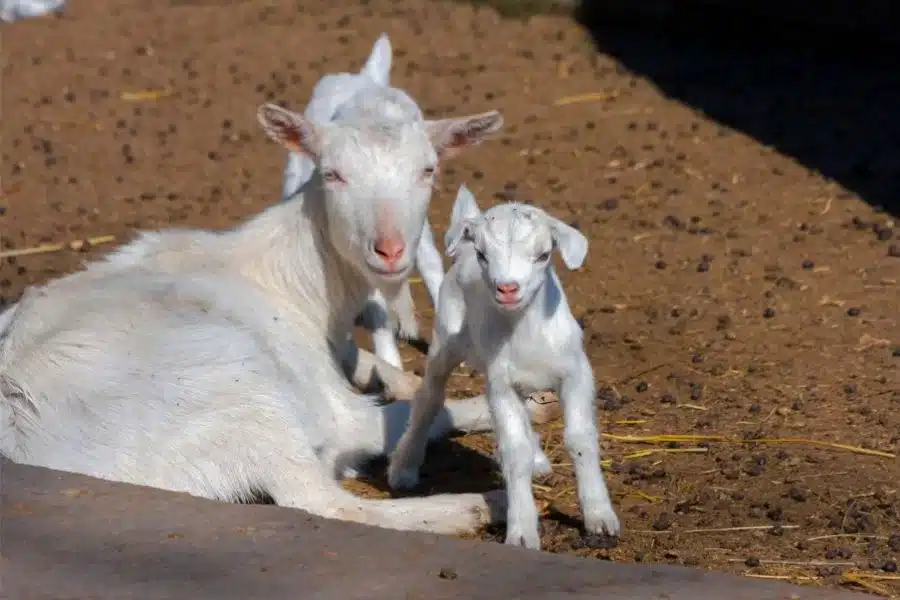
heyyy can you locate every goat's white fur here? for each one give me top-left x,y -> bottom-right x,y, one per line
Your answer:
387,185 -> 620,548
0,108 -> 545,537
281,33 -> 446,370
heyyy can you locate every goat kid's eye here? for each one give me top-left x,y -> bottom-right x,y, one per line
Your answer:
322,169 -> 345,184
422,166 -> 437,178
535,251 -> 552,263
475,249 -> 488,263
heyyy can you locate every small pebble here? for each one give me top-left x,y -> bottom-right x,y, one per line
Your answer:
888,244 -> 900,257
654,260 -> 667,270
438,567 -> 458,580
660,393 -> 677,404
763,308 -> 776,319
883,561 -> 897,573
788,487 -> 807,502
601,197 -> 619,211
801,259 -> 815,269
635,381 -> 649,393
745,556 -> 760,568
846,307 -> 861,317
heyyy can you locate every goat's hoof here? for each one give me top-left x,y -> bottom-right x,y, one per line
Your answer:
504,527 -> 542,550
532,451 -> 553,476
584,503 -> 621,537
387,465 -> 420,491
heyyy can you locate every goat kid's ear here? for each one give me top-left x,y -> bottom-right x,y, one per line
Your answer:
426,110 -> 504,160
444,185 -> 481,258
360,33 -> 392,86
257,103 -> 321,158
549,217 -> 589,270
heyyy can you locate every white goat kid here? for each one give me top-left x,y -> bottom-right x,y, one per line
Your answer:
0,105 -> 533,536
281,33 -> 447,370
387,186 -> 621,549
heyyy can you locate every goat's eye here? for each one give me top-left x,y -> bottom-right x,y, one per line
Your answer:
475,249 -> 488,263
423,166 -> 437,178
536,251 -> 552,263
322,169 -> 344,183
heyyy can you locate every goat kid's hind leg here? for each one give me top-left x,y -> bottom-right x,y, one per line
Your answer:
387,335 -> 461,491
488,381 -> 542,550
359,289 -> 404,370
559,355 -> 620,537
390,280 -> 419,342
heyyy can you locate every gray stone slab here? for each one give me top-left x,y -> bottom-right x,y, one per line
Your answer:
1,460 -> 867,600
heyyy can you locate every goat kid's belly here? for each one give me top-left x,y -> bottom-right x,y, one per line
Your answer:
464,342 -> 564,397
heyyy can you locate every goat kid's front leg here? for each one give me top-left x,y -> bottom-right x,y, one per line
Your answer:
387,335 -> 461,490
488,380 -> 542,550
560,354 -> 620,537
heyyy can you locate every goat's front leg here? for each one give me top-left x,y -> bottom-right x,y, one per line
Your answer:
488,380 -> 542,550
415,219 -> 445,307
559,353 -> 620,537
335,335 -> 421,400
387,334 -> 461,490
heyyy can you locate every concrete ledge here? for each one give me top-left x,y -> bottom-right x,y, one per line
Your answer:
1,460 -> 867,599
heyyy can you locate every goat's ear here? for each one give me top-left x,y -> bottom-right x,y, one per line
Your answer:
360,33 -> 392,86
426,110 -> 504,160
444,185 -> 481,258
257,103 -> 321,157
549,217 -> 589,270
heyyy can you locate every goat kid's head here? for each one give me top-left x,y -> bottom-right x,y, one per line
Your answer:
257,103 -> 503,288
445,185 -> 588,312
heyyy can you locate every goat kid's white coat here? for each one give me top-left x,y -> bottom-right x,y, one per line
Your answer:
388,185 -> 621,549
0,102 -> 550,537
281,33 -> 452,370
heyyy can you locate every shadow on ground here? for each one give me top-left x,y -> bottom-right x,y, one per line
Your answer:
570,1 -> 900,217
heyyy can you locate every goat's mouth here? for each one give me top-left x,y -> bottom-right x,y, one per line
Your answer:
366,263 -> 412,281
494,294 -> 524,310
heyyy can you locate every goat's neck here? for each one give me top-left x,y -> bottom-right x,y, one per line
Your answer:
229,184 -> 371,344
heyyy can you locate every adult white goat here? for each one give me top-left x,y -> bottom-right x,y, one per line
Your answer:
281,33 -> 446,370
387,186 -> 621,548
0,102 -> 560,536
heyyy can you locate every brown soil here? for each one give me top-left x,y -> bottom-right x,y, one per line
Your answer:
2,0 -> 898,596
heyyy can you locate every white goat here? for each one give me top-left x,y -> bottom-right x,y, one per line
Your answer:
0,103 -> 565,536
387,186 -> 621,549
281,33 -> 446,370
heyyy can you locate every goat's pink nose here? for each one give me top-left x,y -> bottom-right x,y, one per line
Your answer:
496,283 -> 520,294
374,237 -> 406,266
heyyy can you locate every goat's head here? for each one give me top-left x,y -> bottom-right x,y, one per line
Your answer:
445,185 -> 588,312
257,103 -> 503,289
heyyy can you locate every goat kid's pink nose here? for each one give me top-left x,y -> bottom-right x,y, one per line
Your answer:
496,283 -> 520,294
373,237 -> 406,264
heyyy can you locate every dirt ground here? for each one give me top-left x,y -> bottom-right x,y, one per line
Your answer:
2,0 -> 898,596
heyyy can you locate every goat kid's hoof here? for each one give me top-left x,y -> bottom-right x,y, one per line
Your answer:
584,503 -> 621,537
505,527 -> 542,550
396,316 -> 420,341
